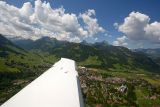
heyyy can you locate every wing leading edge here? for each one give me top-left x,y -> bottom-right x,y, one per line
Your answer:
1,58 -> 84,107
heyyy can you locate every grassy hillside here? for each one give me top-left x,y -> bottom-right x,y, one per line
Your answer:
0,35 -> 59,104
15,37 -> 160,73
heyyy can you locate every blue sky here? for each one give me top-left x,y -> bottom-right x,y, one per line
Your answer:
1,0 -> 160,48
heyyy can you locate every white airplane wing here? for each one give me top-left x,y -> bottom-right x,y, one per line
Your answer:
1,58 -> 84,107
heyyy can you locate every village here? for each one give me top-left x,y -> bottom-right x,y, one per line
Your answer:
78,66 -> 160,106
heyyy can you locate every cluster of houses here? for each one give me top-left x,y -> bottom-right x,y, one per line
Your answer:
78,66 -> 160,103
78,66 -> 128,94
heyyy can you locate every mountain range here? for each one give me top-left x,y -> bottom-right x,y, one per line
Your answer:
12,35 -> 160,73
0,34 -> 59,74
0,33 -> 160,73
134,48 -> 160,58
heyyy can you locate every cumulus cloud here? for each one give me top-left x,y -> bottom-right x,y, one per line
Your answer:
0,0 -> 105,42
79,9 -> 105,36
117,11 -> 160,43
144,22 -> 160,42
113,36 -> 128,46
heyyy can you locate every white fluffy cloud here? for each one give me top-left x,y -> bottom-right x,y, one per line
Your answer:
79,9 -> 105,36
0,0 -> 105,42
144,22 -> 160,42
117,11 -> 160,43
113,36 -> 127,46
